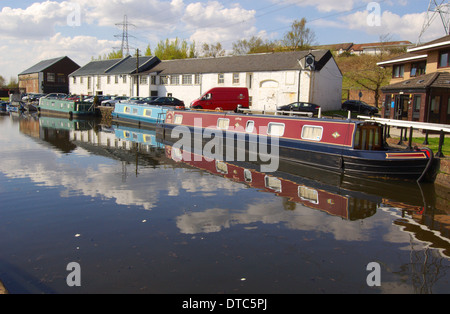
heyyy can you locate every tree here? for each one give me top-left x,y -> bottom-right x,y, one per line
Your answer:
0,75 -> 6,87
232,36 -> 280,55
144,44 -> 152,56
92,49 -> 124,61
337,53 -> 396,108
282,18 -> 316,51
200,42 -> 225,58
154,38 -> 195,60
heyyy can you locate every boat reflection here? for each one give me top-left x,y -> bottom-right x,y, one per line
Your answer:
15,114 -> 450,258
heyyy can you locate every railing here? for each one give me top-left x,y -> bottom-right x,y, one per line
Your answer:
238,108 -> 315,117
357,115 -> 450,158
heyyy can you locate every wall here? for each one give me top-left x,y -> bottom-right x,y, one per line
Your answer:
311,59 -> 343,111
18,73 -> 40,94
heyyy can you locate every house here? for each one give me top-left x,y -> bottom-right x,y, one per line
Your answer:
377,35 -> 450,124
69,55 -> 160,96
133,50 -> 342,111
349,41 -> 413,55
18,56 -> 80,94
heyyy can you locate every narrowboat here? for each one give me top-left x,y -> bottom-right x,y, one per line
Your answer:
162,110 -> 435,182
111,103 -> 169,127
38,97 -> 95,117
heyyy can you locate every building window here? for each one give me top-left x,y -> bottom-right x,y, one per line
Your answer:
151,76 -> 156,85
392,65 -> 404,78
218,74 -> 224,84
233,73 -> 240,84
47,73 -> 55,82
195,74 -> 201,85
140,76 -> 148,85
170,75 -> 179,85
439,50 -> 450,68
160,76 -> 168,85
107,76 -> 111,84
123,75 -> 127,84
410,62 -> 426,77
182,74 -> 192,85
73,77 -> 76,84
87,77 -> 91,89
57,74 -> 65,83
80,77 -> 84,84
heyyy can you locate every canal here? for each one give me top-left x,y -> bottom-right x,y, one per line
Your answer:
0,112 -> 449,295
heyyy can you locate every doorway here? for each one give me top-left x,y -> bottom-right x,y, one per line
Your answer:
395,95 -> 409,120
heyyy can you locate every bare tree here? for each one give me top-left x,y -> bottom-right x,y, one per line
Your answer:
282,18 -> 316,50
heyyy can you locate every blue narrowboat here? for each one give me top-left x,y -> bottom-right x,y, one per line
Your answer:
111,103 -> 170,126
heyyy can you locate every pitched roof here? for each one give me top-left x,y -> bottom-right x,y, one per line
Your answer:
408,34 -> 450,53
105,56 -> 159,74
70,56 -> 160,76
19,56 -> 73,75
381,72 -> 450,91
142,50 -> 333,75
377,52 -> 428,66
70,59 -> 120,76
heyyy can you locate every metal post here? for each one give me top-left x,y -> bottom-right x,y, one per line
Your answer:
423,129 -> 429,145
397,128 -> 403,145
407,126 -> 413,150
436,129 -> 445,158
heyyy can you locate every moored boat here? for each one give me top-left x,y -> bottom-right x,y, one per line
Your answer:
39,97 -> 95,117
162,109 -> 435,182
111,102 -> 171,127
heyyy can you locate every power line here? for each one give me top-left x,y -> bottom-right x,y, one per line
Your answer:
418,0 -> 450,44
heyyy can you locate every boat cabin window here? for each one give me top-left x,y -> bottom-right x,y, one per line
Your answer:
124,106 -> 130,113
217,118 -> 230,130
174,114 -> 183,124
298,186 -> 318,204
354,123 -> 383,151
301,125 -> 323,141
267,122 -> 285,136
144,109 -> 152,117
265,176 -> 281,192
245,120 -> 255,133
132,108 -> 139,115
244,169 -> 252,182
216,160 -> 228,174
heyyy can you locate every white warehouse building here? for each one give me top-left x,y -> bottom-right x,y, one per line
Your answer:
69,50 -> 342,111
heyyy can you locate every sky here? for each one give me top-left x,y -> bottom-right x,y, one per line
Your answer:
0,0 -> 448,82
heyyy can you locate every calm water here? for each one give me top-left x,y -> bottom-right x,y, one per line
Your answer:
0,112 -> 449,295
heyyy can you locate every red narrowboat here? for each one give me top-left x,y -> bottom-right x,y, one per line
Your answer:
162,110 -> 435,182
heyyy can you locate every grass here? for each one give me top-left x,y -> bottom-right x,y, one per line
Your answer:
412,137 -> 450,157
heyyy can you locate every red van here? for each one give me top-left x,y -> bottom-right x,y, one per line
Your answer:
190,87 -> 249,111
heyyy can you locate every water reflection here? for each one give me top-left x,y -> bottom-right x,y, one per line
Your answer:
1,112 -> 449,293
14,113 -> 450,252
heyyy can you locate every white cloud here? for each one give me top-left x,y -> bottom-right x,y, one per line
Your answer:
275,0 -> 356,12
182,1 -> 257,46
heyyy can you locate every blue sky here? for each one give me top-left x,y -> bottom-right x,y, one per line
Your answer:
0,0 -> 447,82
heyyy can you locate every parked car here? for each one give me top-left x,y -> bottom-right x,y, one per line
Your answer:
149,97 -> 185,108
342,100 -> 378,115
101,96 -> 129,106
22,93 -> 44,101
277,102 -> 320,116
